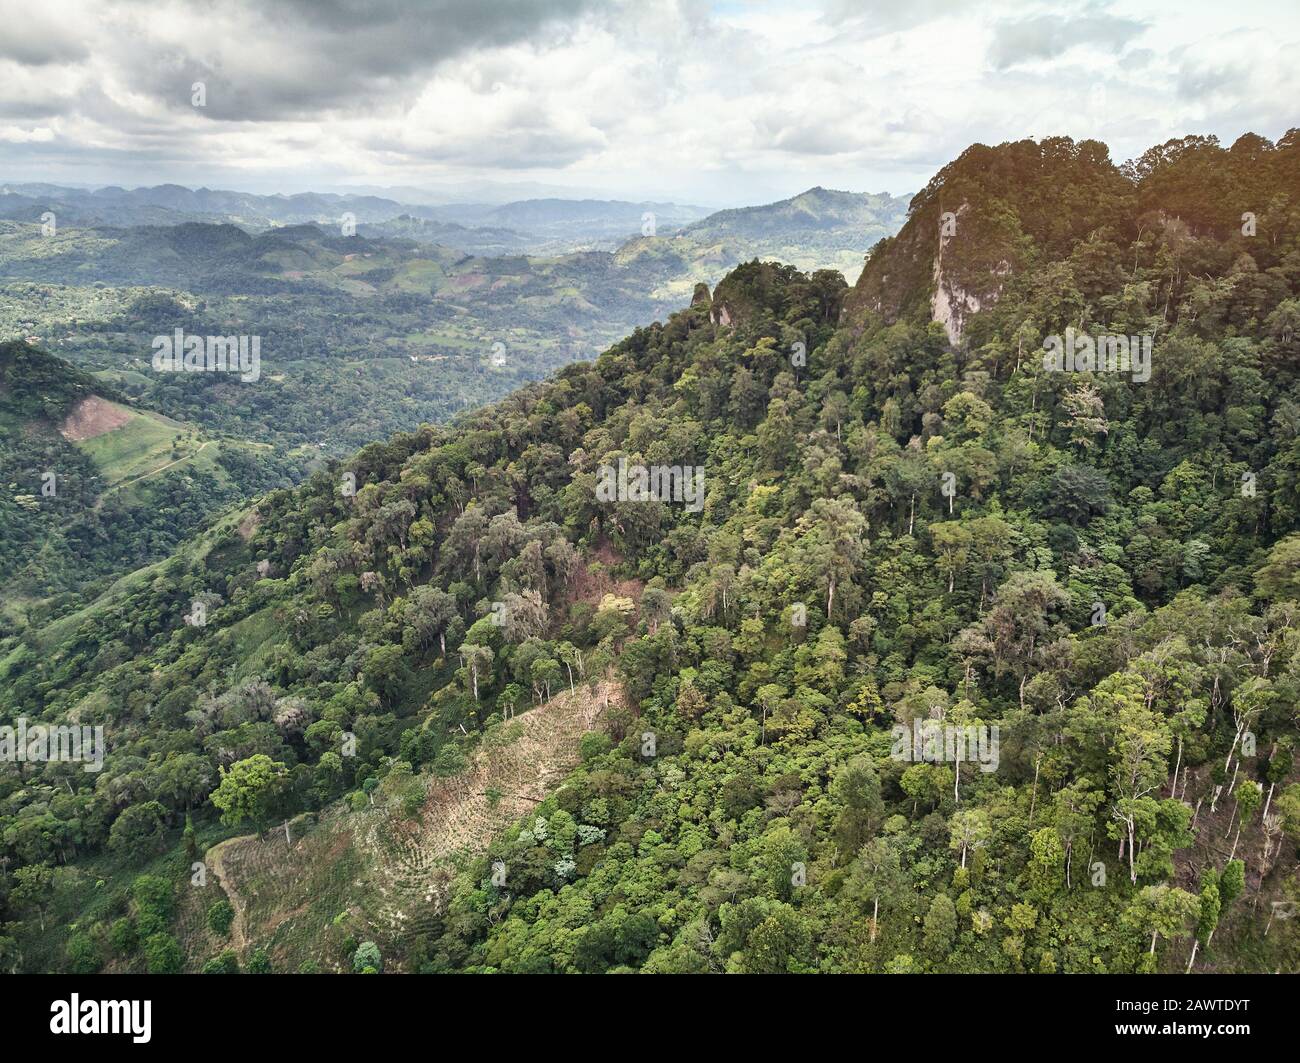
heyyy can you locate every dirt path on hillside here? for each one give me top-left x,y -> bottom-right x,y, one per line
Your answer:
205,834 -> 255,955
112,440 -> 211,492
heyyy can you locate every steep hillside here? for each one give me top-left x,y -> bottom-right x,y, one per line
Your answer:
0,341 -> 308,632
179,681 -> 615,972
4,132 -> 1300,978
849,133 -> 1300,347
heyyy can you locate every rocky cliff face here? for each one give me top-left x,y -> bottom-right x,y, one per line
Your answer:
845,137 -> 1132,345
928,203 -> 979,345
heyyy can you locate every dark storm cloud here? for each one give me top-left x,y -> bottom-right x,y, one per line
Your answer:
118,0 -> 607,121
987,11 -> 1147,70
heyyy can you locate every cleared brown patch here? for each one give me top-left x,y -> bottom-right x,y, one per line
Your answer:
59,395 -> 132,442
237,509 -> 261,542
412,681 -> 615,869
208,681 -> 617,971
569,539 -> 646,609
446,272 -> 488,292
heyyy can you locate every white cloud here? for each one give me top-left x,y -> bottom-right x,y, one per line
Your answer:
0,0 -> 1294,203
0,125 -> 56,143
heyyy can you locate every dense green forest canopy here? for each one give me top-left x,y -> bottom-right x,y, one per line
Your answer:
2,131 -> 1300,975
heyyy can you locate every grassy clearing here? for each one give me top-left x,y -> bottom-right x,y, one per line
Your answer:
76,406 -> 190,485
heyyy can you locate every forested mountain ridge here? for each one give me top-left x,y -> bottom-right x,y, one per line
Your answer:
851,133 -> 1300,347
3,131 -> 1300,975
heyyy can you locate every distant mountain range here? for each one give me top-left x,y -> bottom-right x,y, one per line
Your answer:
0,183 -> 418,231
0,182 -> 712,253
0,179 -> 914,451
0,181 -> 908,266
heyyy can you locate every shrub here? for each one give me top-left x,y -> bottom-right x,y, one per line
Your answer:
207,899 -> 235,936
353,940 -> 382,973
201,950 -> 240,974
108,917 -> 138,956
144,933 -> 184,974
66,932 -> 101,974
130,875 -> 174,938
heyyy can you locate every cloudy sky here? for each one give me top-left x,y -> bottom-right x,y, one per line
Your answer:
0,0 -> 1296,206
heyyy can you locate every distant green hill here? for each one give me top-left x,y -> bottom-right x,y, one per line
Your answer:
680,186 -> 910,280
0,187 -> 912,455
0,341 -> 308,631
